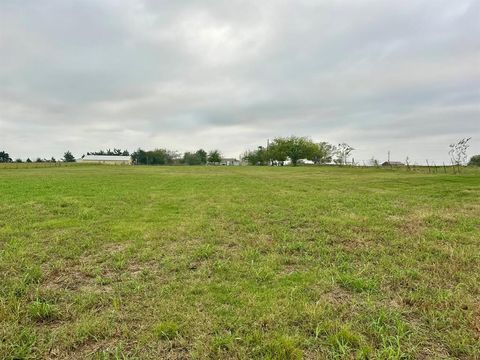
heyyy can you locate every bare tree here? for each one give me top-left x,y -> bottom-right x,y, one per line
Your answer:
334,143 -> 354,165
369,157 -> 379,167
449,138 -> 471,166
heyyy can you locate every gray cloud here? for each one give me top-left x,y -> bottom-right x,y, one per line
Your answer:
1,0 -> 479,163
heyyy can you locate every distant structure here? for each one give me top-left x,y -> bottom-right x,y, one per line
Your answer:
80,155 -> 131,165
382,161 -> 404,167
220,158 -> 241,166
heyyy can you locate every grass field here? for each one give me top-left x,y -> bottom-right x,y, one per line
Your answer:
0,165 -> 479,359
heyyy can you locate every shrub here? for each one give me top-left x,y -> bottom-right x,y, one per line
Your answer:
468,155 -> 480,166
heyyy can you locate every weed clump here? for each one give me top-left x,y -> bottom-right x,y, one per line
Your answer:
153,321 -> 180,340
28,300 -> 58,322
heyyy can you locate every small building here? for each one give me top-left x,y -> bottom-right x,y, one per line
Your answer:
382,161 -> 404,167
220,158 -> 241,166
80,155 -> 132,165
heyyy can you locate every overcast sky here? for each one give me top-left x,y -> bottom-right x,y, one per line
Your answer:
1,0 -> 479,163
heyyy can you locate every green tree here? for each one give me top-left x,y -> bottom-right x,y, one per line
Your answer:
208,150 -> 222,164
268,140 -> 288,165
131,148 -> 179,165
311,142 -> 334,164
26,158 -> 32,163
131,149 -> 146,164
195,149 -> 207,165
468,155 -> 480,166
268,136 -> 319,166
183,149 -> 207,165
0,151 -> 12,163
148,149 -> 178,165
63,151 -> 76,162
183,152 -> 201,165
242,146 -> 269,165
242,150 -> 256,165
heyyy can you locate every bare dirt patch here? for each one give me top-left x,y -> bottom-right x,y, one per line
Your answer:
324,287 -> 353,305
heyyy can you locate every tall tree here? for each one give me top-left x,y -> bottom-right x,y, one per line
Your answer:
268,136 -> 318,166
208,150 -> 222,164
268,140 -> 288,165
195,149 -> 207,165
334,143 -> 354,165
311,142 -> 334,164
131,149 -> 146,165
131,148 -> 179,165
449,138 -> 471,166
0,151 -> 12,163
183,149 -> 208,165
63,151 -> 76,162
242,146 -> 269,165
183,152 -> 201,165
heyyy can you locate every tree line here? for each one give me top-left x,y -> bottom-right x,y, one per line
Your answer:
0,151 -> 59,163
131,149 -> 222,165
86,148 -> 130,156
1,136 -> 479,166
242,137 -> 354,166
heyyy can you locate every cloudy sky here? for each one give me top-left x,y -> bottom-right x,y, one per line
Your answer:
1,0 -> 479,163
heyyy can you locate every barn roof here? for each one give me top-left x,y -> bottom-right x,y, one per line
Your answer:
81,155 -> 131,161
382,161 -> 404,166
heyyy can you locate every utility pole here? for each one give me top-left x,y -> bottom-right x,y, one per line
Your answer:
388,151 -> 390,163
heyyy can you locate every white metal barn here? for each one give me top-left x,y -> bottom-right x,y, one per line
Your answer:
80,155 -> 132,165
220,158 -> 241,166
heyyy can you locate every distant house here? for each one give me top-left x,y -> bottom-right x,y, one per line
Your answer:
382,161 -> 404,167
220,158 -> 241,166
80,155 -> 132,165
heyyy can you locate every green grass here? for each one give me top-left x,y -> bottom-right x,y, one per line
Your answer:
0,165 -> 479,359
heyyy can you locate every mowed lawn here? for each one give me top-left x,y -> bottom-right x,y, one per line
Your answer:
0,165 -> 479,359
